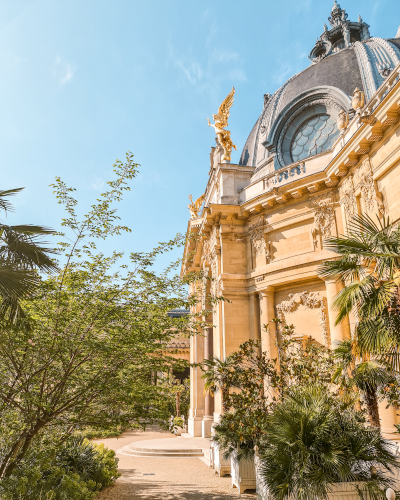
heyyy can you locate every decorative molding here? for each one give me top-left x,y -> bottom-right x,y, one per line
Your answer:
310,191 -> 335,241
340,175 -> 357,217
353,158 -> 385,215
276,97 -> 346,168
276,291 -> 330,347
248,216 -> 271,267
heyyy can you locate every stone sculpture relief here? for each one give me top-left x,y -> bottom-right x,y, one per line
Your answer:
311,192 -> 335,242
248,216 -> 271,267
353,158 -> 385,215
340,175 -> 357,217
276,291 -> 330,347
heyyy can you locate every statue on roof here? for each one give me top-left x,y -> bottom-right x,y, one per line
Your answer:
188,194 -> 205,219
328,0 -> 348,27
207,87 -> 237,163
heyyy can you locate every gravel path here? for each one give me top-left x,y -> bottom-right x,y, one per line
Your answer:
94,427 -> 255,499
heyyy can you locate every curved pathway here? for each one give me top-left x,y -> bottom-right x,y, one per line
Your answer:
94,426 -> 255,499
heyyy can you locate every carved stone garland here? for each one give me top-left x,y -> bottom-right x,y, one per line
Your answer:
354,158 -> 384,215
340,175 -> 357,217
311,192 -> 335,240
248,216 -> 271,267
276,291 -> 330,348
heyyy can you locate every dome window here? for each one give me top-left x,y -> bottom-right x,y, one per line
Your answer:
290,114 -> 340,162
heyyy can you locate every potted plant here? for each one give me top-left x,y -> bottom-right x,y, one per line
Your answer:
212,412 -> 258,492
169,415 -> 185,436
257,385 -> 400,500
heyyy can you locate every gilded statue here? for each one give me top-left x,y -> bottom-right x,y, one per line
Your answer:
188,193 -> 205,219
207,87 -> 237,162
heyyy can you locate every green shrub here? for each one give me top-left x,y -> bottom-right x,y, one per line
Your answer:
0,436 -> 119,499
259,385 -> 400,500
56,436 -> 119,489
74,425 -> 126,440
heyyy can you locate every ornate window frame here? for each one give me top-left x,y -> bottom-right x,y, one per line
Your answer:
263,87 -> 351,169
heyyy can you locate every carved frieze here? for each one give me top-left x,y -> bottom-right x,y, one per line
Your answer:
276,291 -> 330,347
310,192 -> 335,241
353,158 -> 384,215
248,216 -> 271,267
340,175 -> 357,217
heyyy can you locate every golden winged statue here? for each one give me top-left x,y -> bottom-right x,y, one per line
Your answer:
207,87 -> 237,162
188,193 -> 205,219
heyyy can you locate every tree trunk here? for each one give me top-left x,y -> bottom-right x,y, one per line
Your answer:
364,388 -> 381,429
0,420 -> 46,478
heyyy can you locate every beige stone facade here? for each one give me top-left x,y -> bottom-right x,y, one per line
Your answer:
182,49 -> 400,437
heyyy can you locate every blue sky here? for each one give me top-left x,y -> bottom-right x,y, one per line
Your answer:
0,0 -> 398,269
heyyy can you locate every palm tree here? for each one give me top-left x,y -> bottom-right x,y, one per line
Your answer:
259,385 -> 399,500
332,340 -> 391,429
0,188 -> 58,322
318,214 -> 400,367
201,355 -> 237,413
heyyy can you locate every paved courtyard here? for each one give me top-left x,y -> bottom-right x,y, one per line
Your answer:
94,427 -> 256,499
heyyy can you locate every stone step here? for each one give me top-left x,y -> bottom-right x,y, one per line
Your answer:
117,444 -> 204,458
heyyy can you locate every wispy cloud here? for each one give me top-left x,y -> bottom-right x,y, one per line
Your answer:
169,49 -> 203,86
271,42 -> 307,86
90,176 -> 105,190
168,37 -> 246,93
52,56 -> 76,85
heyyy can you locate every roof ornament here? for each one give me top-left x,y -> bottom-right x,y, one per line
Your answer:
328,0 -> 348,27
263,93 -> 270,108
396,26 -> 400,38
207,87 -> 237,163
323,23 -> 328,32
188,194 -> 205,219
358,15 -> 363,23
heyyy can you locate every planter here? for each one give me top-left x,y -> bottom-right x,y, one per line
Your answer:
327,482 -> 370,500
231,451 -> 256,493
254,454 -> 270,500
253,464 -> 369,500
212,443 -> 231,477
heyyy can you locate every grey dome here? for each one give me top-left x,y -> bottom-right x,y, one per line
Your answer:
239,3 -> 400,178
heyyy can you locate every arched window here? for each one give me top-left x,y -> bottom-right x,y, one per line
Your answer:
290,114 -> 340,162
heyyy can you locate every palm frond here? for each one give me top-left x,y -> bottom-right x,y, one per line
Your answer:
0,188 -> 24,213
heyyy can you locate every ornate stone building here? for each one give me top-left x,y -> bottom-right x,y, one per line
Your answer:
182,2 -> 400,438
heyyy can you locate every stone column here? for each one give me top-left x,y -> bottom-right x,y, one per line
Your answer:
325,280 -> 351,347
188,282 -> 205,437
202,326 -> 214,438
259,287 -> 279,360
249,293 -> 261,342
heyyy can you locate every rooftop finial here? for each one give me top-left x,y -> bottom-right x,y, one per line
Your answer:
328,0 -> 347,27
358,15 -> 363,23
323,23 -> 328,32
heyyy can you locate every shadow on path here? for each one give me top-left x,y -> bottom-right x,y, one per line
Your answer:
96,469 -> 256,500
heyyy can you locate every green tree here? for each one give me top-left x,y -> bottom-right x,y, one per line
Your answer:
259,385 -> 399,500
318,214 -> 400,367
0,152 -> 206,478
210,330 -> 335,459
0,188 -> 58,323
333,340 -> 392,429
202,355 -> 238,413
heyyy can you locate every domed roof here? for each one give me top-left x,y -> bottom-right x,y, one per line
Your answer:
239,2 -> 400,178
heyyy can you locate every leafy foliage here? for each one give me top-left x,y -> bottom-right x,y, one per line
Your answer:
0,433 -> 119,500
210,328 -> 335,458
318,214 -> 400,369
0,152 -> 209,478
259,385 -> 399,500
